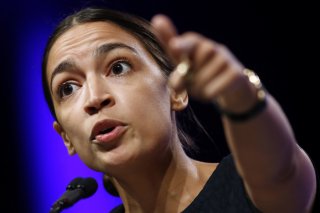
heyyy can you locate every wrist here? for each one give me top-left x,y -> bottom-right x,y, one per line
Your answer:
215,68 -> 267,122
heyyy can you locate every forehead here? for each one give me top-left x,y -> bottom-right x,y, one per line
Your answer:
47,21 -> 145,74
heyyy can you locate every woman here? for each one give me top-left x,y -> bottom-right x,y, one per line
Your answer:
42,7 -> 317,212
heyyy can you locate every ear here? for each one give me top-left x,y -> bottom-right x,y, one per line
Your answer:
170,88 -> 188,111
53,121 -> 76,155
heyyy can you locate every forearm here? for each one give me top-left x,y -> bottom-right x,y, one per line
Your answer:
222,95 -> 295,183
222,95 -> 316,212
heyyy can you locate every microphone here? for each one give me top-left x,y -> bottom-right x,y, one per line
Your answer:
49,177 -> 98,213
102,175 -> 119,197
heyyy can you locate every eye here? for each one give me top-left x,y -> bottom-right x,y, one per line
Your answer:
110,60 -> 131,76
58,82 -> 80,98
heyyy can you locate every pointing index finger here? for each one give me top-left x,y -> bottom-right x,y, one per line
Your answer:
151,14 -> 178,46
151,14 -> 181,63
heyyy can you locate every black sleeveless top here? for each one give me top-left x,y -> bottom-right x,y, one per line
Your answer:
110,154 -> 261,213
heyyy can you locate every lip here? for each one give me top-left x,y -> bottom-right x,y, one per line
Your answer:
90,119 -> 127,144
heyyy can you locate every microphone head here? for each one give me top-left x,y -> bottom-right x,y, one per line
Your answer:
66,177 -> 83,190
77,177 -> 98,198
50,177 -> 98,213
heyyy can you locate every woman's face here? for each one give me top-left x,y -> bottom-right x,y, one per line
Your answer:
46,22 -> 183,174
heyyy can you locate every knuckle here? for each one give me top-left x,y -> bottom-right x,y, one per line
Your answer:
202,40 -> 217,56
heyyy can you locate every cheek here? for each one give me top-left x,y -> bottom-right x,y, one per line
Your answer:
121,77 -> 173,142
58,113 -> 97,166
55,100 -> 89,146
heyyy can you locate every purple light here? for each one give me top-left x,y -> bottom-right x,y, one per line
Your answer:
17,18 -> 122,213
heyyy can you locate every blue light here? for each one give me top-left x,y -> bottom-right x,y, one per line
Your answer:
17,14 -> 122,213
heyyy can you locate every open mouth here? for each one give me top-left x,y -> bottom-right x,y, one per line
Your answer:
99,127 -> 116,135
90,119 -> 127,142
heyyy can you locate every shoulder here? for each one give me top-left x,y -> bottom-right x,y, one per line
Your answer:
199,154 -> 241,191
192,154 -> 236,183
183,154 -> 262,213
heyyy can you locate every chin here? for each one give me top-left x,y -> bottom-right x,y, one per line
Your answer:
97,148 -> 138,172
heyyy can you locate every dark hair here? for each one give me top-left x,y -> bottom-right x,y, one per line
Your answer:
42,7 -> 199,151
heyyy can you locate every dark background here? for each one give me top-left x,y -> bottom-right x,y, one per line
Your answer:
1,0 -> 318,211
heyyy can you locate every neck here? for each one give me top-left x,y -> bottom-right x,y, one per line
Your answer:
111,142 -> 206,213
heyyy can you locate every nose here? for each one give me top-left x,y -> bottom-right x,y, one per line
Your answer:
83,79 -> 115,115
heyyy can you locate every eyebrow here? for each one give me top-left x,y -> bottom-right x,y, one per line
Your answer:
94,42 -> 137,57
50,60 -> 76,91
50,42 -> 138,90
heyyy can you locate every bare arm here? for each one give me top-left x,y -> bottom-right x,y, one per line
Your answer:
152,15 -> 317,212
221,89 -> 316,213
